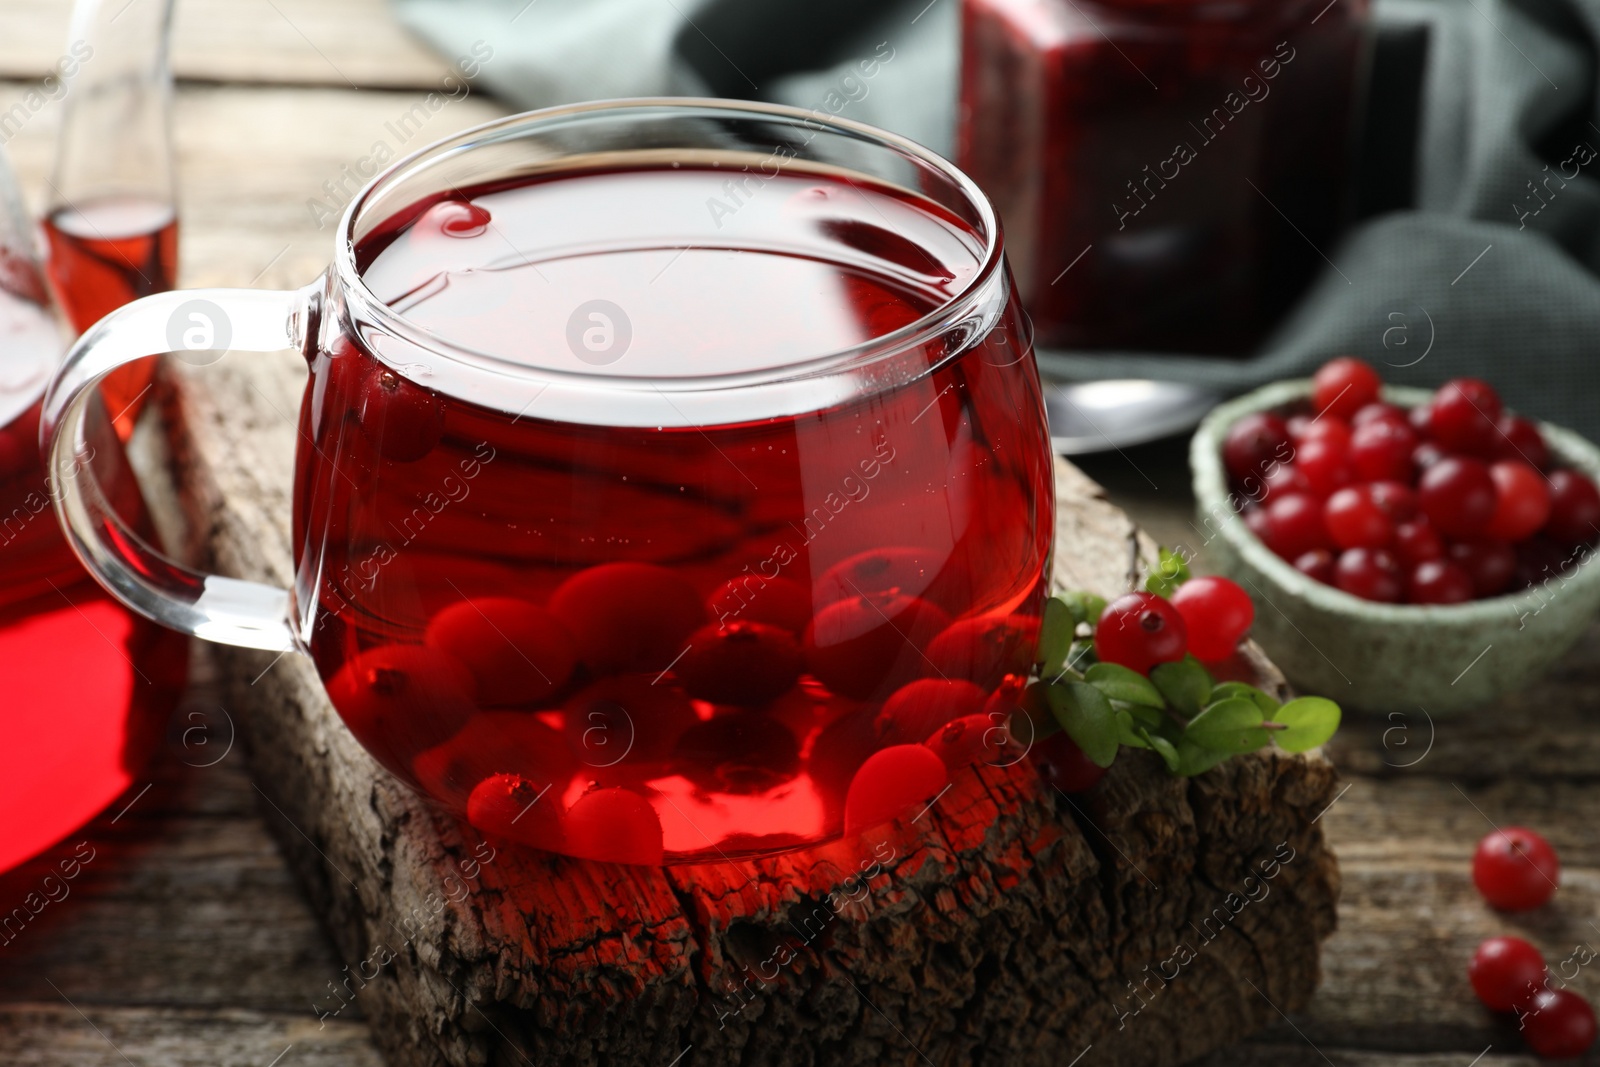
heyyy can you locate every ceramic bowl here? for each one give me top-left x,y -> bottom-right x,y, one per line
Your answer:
1190,381 -> 1600,714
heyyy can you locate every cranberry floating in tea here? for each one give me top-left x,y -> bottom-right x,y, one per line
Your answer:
45,0 -> 180,437
958,0 -> 1371,352
42,102 -> 1057,865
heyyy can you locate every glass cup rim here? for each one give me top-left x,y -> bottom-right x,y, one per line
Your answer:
331,97 -> 1006,393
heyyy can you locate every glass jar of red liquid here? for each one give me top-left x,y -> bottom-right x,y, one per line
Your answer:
0,147 -> 186,877
958,0 -> 1371,353
42,101 -> 1056,866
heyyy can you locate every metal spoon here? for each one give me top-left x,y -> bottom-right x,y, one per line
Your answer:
1045,379 -> 1225,455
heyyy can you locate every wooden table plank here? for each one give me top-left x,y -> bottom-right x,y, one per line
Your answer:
0,654 -> 385,1064
0,0 -> 457,89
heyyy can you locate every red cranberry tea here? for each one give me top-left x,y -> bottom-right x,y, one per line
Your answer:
295,165 -> 1054,864
0,272 -> 186,875
43,196 -> 179,435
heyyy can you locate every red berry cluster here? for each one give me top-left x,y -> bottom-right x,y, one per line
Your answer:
1225,357 -> 1600,603
1095,579 -> 1255,671
1028,577 -> 1256,793
1465,828 -> 1595,1058
326,551 -> 1049,866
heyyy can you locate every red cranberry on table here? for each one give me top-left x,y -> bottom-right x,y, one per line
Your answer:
1169,576 -> 1254,662
1473,826 -> 1560,911
1469,936 -> 1547,1013
1521,986 -> 1598,1059
1094,592 -> 1188,674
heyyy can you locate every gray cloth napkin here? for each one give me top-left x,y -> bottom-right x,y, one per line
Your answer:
393,0 -> 1600,439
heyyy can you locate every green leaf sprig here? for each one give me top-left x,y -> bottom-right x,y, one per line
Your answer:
1029,555 -> 1341,779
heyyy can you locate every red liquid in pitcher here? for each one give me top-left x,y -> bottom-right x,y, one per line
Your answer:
43,196 -> 179,436
296,166 -> 1053,864
0,274 -> 186,874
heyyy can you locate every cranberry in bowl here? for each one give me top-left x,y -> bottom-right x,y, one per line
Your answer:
1191,373 -> 1600,713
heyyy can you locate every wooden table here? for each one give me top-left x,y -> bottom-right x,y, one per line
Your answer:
1,3 -> 1596,1063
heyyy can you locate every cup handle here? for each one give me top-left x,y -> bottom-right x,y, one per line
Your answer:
40,284 -> 321,652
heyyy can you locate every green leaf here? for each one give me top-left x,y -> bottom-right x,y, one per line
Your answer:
1145,547 -> 1192,598
1119,701 -> 1165,731
1116,708 -> 1151,749
1174,739 -> 1230,777
1184,698 -> 1271,753
1014,681 -> 1062,743
1065,639 -> 1098,674
1036,597 -> 1077,674
1142,728 -> 1182,772
1046,681 -> 1120,768
1085,662 -> 1166,708
1150,656 -> 1213,717
1209,681 -> 1281,716
1060,591 -> 1108,629
1271,697 -> 1342,753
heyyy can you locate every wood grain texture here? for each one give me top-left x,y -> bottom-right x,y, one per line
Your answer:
0,652 -> 384,1065
157,326 -> 1340,1066
0,0 -> 456,88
